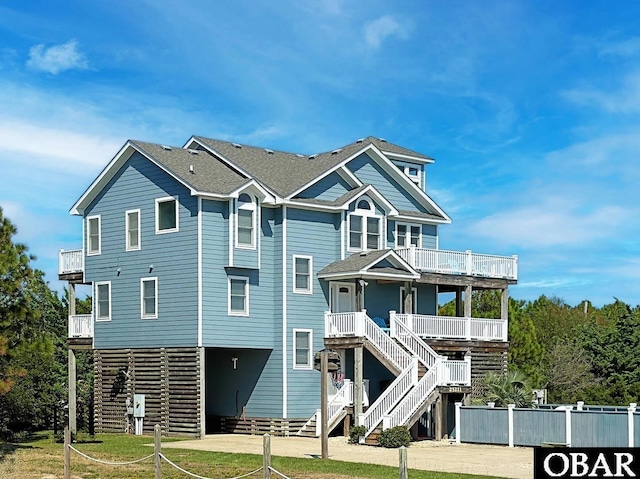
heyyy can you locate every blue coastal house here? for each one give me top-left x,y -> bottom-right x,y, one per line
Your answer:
60,136 -> 517,440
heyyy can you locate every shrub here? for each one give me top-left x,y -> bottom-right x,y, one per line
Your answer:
348,425 -> 366,444
377,426 -> 411,448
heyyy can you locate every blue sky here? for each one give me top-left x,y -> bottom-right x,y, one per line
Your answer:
1,0 -> 639,307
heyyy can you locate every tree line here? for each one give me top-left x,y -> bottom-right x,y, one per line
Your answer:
1,205 -> 639,437
0,207 -> 92,439
440,290 -> 640,406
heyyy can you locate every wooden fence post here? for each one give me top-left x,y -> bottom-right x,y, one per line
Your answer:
64,425 -> 70,479
399,446 -> 408,479
263,434 -> 271,479
154,424 -> 162,479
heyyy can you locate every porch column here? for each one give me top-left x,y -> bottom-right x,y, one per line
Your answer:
355,279 -> 364,312
501,287 -> 509,320
403,281 -> 413,314
68,283 -> 77,435
455,287 -> 463,317
464,285 -> 472,318
354,347 -> 363,422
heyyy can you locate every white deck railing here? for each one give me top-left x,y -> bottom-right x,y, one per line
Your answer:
358,358 -> 418,439
438,358 -> 471,386
395,313 -> 507,342
315,379 -> 353,436
68,314 -> 93,339
59,249 -> 84,275
383,365 -> 438,430
396,247 -> 517,280
325,311 -> 412,372
389,312 -> 440,369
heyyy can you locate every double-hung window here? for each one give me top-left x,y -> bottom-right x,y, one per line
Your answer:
126,209 -> 141,251
293,256 -> 312,294
293,329 -> 312,369
156,197 -> 178,233
87,215 -> 101,255
396,223 -> 421,248
95,281 -> 111,321
236,193 -> 256,248
141,277 -> 158,319
348,198 -> 382,252
228,276 -> 249,316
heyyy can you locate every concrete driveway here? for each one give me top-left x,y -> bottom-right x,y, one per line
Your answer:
162,434 -> 533,479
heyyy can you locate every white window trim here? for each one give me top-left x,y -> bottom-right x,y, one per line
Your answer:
228,275 -> 249,316
395,222 -> 422,249
125,209 -> 141,251
87,215 -> 101,255
293,328 -> 313,370
235,194 -> 257,250
95,281 -> 111,322
293,255 -> 313,294
347,196 -> 383,252
140,277 -> 158,319
399,286 -> 418,314
396,161 -> 422,188
155,196 -> 179,234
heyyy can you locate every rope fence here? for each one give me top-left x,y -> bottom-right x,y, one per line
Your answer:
63,425 -> 297,479
63,424 -> 409,479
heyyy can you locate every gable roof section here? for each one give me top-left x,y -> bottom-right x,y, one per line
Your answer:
188,135 -> 450,222
70,140 -> 255,215
318,249 -> 420,281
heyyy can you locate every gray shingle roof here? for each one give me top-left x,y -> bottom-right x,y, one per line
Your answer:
193,136 -> 432,198
132,141 -> 251,195
318,249 -> 419,280
291,185 -> 371,207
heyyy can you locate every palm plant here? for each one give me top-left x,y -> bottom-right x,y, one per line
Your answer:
483,370 -> 533,407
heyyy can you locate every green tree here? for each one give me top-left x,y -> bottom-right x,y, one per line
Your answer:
0,207 -> 60,437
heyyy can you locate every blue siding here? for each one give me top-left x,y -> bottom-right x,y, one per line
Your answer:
286,207 -> 341,417
348,153 -> 426,212
86,152 -> 198,348
205,347 -> 282,418
296,171 -> 351,201
423,224 -> 437,248
201,202 -> 274,349
364,283 -> 437,318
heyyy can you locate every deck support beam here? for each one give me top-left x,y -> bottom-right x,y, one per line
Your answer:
68,282 -> 77,435
501,287 -> 509,320
464,285 -> 472,318
403,281 -> 413,314
354,347 -> 363,422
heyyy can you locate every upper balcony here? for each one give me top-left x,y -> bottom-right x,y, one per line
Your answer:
59,249 -> 84,282
395,247 -> 517,281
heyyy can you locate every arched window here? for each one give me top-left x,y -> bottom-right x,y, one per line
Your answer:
348,196 -> 382,251
236,193 -> 256,248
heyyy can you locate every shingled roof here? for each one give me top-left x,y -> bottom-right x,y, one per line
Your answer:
318,249 -> 419,280
131,141 -> 251,196
191,136 -> 433,198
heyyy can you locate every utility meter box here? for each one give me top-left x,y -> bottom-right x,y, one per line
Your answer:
133,394 -> 145,418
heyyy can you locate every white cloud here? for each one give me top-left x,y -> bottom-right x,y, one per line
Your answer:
0,120 -> 121,171
563,71 -> 640,113
27,39 -> 88,74
467,200 -> 627,248
364,15 -> 409,50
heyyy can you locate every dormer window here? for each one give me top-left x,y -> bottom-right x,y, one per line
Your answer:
396,223 -> 421,248
236,193 -> 256,248
396,162 -> 422,188
348,196 -> 382,252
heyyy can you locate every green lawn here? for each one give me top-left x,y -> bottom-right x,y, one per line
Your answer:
0,432 -> 504,479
